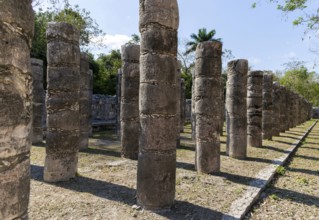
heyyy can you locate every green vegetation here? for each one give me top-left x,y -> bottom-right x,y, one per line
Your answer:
253,0 -> 318,33
279,62 -> 319,106
275,166 -> 286,175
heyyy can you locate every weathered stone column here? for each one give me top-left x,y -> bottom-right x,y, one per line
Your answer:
176,61 -> 181,147
137,0 -> 179,209
120,44 -> 140,159
262,72 -> 273,140
180,79 -> 186,132
272,82 -> 281,136
88,69 -> 93,136
195,41 -> 222,173
44,22 -> 81,182
31,58 -> 44,144
0,1 -> 34,219
220,84 -> 225,136
116,69 -> 122,139
226,59 -> 248,159
247,71 -> 263,148
191,70 -> 196,140
279,86 -> 286,133
79,53 -> 91,150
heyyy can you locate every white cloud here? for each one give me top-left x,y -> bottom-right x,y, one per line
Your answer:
91,34 -> 131,51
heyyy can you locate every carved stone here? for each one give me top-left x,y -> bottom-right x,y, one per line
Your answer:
137,0 -> 179,209
44,22 -> 80,182
0,0 -> 34,218
226,59 -> 248,159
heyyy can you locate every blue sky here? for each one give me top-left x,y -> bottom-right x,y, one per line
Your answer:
60,0 -> 318,72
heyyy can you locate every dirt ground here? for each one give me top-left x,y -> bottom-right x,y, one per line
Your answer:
29,120 -> 315,220
245,121 -> 319,220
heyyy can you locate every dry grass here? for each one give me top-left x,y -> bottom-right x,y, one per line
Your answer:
29,120 -> 315,219
246,121 -> 319,220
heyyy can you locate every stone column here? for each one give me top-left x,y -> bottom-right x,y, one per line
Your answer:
176,61 -> 181,147
137,0 -> 179,209
0,1 -> 34,219
262,73 -> 273,140
116,69 -> 122,139
31,59 -> 44,144
247,71 -> 263,148
272,82 -> 281,136
120,44 -> 140,159
226,59 -> 248,159
191,70 -> 196,140
79,53 -> 91,150
180,79 -> 186,132
279,86 -> 286,133
195,41 -> 222,173
220,84 -> 225,136
88,69 -> 93,136
44,22 -> 81,182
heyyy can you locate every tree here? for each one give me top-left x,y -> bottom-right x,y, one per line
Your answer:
280,64 -> 319,106
185,28 -> 222,55
252,1 -> 318,35
31,0 -> 104,60
129,34 -> 140,44
94,50 -> 122,95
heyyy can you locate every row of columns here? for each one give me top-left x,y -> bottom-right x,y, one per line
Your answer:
0,0 -> 315,218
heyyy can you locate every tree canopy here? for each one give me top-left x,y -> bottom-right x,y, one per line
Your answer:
280,63 -> 319,106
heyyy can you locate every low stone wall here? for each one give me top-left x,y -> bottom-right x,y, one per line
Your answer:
313,107 -> 319,119
92,94 -> 118,124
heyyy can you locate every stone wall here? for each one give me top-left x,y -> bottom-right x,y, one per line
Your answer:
92,94 -> 117,124
312,107 -> 319,119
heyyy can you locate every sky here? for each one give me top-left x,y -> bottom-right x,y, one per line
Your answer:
44,0 -> 318,72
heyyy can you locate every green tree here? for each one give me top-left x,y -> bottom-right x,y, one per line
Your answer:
94,50 -> 122,95
253,1 -> 318,32
280,64 -> 319,106
31,0 -> 103,60
185,28 -> 222,55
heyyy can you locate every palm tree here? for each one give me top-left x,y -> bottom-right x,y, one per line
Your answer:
185,28 -> 222,55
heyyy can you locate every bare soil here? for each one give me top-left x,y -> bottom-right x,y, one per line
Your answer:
29,121 -> 315,219
245,121 -> 319,220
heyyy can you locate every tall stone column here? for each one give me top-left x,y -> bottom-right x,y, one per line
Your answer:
31,58 -> 44,144
220,84 -> 225,136
176,61 -> 181,147
195,41 -> 222,173
226,59 -> 248,159
137,0 -> 179,209
262,73 -> 273,140
247,71 -> 263,148
180,79 -> 186,132
191,70 -> 196,140
272,82 -> 281,136
44,22 -> 81,182
120,44 -> 140,159
116,69 -> 122,139
279,86 -> 286,133
88,69 -> 93,136
0,1 -> 34,219
79,53 -> 91,150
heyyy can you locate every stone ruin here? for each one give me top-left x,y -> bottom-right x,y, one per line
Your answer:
0,0 -> 316,218
226,59 -> 248,159
137,0 -> 179,209
44,22 -> 81,182
120,44 -> 140,159
0,0 -> 34,219
247,71 -> 263,148
194,41 -> 222,173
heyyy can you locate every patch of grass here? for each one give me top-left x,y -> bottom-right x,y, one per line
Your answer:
269,194 -> 280,201
297,177 -> 309,185
276,166 -> 286,175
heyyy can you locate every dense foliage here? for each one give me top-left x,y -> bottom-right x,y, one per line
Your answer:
280,64 -> 319,106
